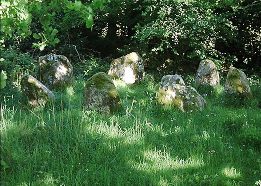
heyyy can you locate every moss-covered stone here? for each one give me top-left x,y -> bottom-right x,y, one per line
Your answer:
84,72 -> 121,114
108,52 -> 144,84
38,54 -> 73,90
195,59 -> 220,94
225,67 -> 252,97
157,85 -> 205,112
157,75 -> 206,112
160,74 -> 185,88
21,75 -> 55,108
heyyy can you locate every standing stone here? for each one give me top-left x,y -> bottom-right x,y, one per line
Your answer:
21,75 -> 55,107
38,54 -> 73,90
108,52 -> 144,84
195,59 -> 220,88
224,66 -> 252,97
84,72 -> 121,114
160,74 -> 186,88
157,74 -> 206,112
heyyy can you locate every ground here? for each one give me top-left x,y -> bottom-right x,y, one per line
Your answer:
1,75 -> 261,185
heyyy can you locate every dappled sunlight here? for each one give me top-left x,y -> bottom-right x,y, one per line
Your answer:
222,167 -> 241,179
1,1 -> 30,20
1,0 -> 261,183
144,123 -> 170,137
129,149 -> 204,172
84,121 -> 144,145
122,67 -> 135,84
38,173 -> 59,185
172,126 -> 183,134
65,86 -> 75,96
20,173 -> 60,186
113,79 -> 127,88
113,79 -> 136,97
0,105 -> 16,136
158,178 -> 170,186
192,130 -> 211,142
55,64 -> 68,79
144,120 -> 186,137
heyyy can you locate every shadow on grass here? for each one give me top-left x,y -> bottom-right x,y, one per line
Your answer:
1,78 -> 260,185
1,107 -> 213,185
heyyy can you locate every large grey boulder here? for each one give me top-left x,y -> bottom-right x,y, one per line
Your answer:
38,54 -> 73,90
160,74 -> 186,88
21,75 -> 55,107
224,67 -> 252,97
195,59 -> 220,88
157,75 -> 206,112
108,52 -> 144,84
84,72 -> 121,114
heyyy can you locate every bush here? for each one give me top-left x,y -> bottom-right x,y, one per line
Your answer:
1,0 -> 109,51
0,48 -> 36,82
0,48 -> 35,105
134,0 -> 237,71
74,56 -> 110,79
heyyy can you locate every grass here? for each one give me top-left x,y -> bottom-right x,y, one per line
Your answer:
1,75 -> 261,185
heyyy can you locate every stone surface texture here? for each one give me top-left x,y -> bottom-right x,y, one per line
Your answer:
157,74 -> 206,112
21,75 -> 55,107
224,67 -> 252,97
84,72 -> 121,114
195,59 -> 220,87
108,52 -> 144,84
38,54 -> 73,89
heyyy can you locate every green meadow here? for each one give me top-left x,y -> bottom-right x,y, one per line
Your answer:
1,75 -> 260,185
1,0 -> 261,185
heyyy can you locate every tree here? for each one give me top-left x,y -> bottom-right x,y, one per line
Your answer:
0,0 -> 109,50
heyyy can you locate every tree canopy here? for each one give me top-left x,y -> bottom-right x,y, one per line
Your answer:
0,0 -> 260,73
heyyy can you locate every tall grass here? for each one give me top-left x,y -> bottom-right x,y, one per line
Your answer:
1,75 -> 260,185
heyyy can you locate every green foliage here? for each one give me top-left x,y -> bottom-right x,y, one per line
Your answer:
134,0 -> 237,70
0,0 -> 109,50
0,48 -> 35,82
0,49 -> 35,104
214,0 -> 261,71
74,56 -> 110,78
0,0 -> 32,44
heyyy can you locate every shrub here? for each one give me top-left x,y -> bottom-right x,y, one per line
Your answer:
0,48 -> 35,105
0,0 -> 109,51
74,56 -> 110,78
134,0 -> 237,71
0,48 -> 35,82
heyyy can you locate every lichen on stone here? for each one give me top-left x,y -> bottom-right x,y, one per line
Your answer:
157,75 -> 206,112
84,72 -> 121,114
108,52 -> 144,84
38,54 -> 73,90
195,59 -> 220,89
225,67 -> 252,97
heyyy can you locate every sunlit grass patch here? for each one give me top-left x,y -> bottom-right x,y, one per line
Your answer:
192,130 -> 211,142
113,79 -> 127,88
31,173 -> 60,186
0,104 -> 16,136
222,167 -> 241,179
84,116 -> 144,145
130,149 -> 204,172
